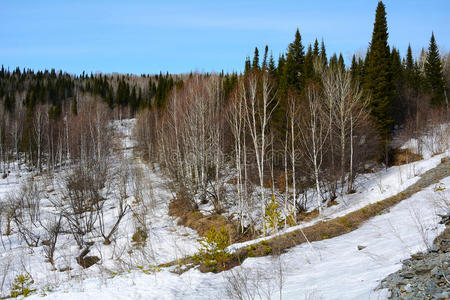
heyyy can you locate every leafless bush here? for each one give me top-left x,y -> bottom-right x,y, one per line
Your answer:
401,105 -> 449,156
224,257 -> 284,300
56,165 -> 104,248
129,165 -> 152,231
96,161 -> 130,245
0,258 -> 12,298
408,203 -> 436,251
40,215 -> 63,267
432,182 -> 450,215
8,180 -> 42,247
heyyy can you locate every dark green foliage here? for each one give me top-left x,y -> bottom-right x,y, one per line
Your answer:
304,44 -> 315,81
268,53 -> 276,76
363,1 -> 395,140
424,33 -> 446,106
281,28 -> 305,95
223,73 -> 238,100
71,96 -> 78,115
252,47 -> 260,70
313,39 -> 320,58
276,54 -> 286,87
244,56 -> 251,74
350,55 -> 364,86
4,93 -> 15,113
320,39 -> 327,65
338,53 -> 345,70
404,44 -> 423,92
329,53 -> 338,69
262,45 -> 269,70
48,102 -> 61,120
390,47 -> 405,123
154,73 -> 174,109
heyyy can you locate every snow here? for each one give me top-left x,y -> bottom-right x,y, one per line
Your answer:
0,119 -> 200,298
228,151 -> 446,252
27,173 -> 450,300
1,118 -> 448,299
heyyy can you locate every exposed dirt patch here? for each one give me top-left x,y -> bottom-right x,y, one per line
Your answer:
389,147 -> 423,166
168,197 -> 254,243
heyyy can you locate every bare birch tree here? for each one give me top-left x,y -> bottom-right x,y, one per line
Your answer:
298,85 -> 329,215
242,72 -> 278,232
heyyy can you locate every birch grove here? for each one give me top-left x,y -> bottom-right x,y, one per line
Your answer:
134,68 -> 380,228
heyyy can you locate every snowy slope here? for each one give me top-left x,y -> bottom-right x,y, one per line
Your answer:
28,174 -> 449,300
2,119 -> 448,299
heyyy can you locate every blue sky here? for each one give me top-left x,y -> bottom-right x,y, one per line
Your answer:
1,0 -> 449,75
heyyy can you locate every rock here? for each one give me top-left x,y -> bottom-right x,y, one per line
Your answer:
402,271 -> 415,279
430,244 -> 440,252
411,253 -> 425,260
76,246 -> 100,269
431,266 -> 440,277
379,214 -> 450,299
58,266 -> 72,272
414,264 -> 432,275
77,256 -> 100,269
357,245 -> 366,251
433,291 -> 448,299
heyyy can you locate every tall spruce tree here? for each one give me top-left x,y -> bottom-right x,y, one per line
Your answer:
338,53 -> 345,69
262,45 -> 269,70
313,39 -> 320,58
390,47 -> 404,123
405,44 -> 414,76
424,32 -> 446,106
304,44 -> 314,81
364,1 -> 395,140
320,39 -> 327,65
404,44 -> 422,91
281,28 -> 305,93
244,56 -> 251,74
252,47 -> 260,70
268,53 -> 276,75
350,55 -> 359,83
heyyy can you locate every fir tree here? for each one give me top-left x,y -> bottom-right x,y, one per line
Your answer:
262,45 -> 269,70
329,53 -> 338,69
244,56 -> 251,74
313,39 -> 320,58
281,28 -> 305,93
404,44 -> 422,91
252,47 -> 260,70
4,93 -> 15,113
364,1 -> 395,140
268,53 -> 276,76
320,39 -> 327,65
304,44 -> 314,81
338,53 -> 345,69
390,47 -> 404,123
276,54 -> 286,87
71,95 -> 78,115
405,44 -> 414,75
350,55 -> 359,83
424,32 -> 446,106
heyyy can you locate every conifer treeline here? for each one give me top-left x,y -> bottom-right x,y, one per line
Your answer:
0,67 -> 180,115
243,1 -> 448,145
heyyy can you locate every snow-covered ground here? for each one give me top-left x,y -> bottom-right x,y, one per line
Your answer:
27,173 -> 450,300
1,118 -> 448,299
228,150 -> 446,252
0,119 -> 200,298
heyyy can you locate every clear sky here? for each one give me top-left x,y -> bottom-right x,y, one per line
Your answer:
1,0 -> 449,75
